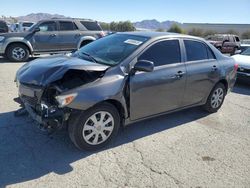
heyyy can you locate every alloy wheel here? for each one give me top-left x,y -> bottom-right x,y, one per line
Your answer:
12,47 -> 26,60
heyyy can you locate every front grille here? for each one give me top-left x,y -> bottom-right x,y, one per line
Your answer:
238,67 -> 250,74
21,95 -> 38,107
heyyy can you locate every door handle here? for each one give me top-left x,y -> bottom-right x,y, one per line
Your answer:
211,65 -> 218,71
76,33 -> 82,36
171,71 -> 185,79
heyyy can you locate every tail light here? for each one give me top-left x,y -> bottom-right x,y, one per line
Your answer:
234,63 -> 239,71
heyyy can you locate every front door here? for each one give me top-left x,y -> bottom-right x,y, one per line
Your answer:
32,21 -> 59,52
129,39 -> 186,120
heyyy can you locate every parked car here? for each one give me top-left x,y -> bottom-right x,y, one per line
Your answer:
15,32 -> 237,150
240,44 -> 250,53
232,47 -> 250,81
206,34 -> 241,55
17,21 -> 35,32
0,20 -> 8,33
0,18 -> 105,62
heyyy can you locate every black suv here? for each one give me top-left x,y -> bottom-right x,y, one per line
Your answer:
0,20 -> 8,33
0,18 -> 105,62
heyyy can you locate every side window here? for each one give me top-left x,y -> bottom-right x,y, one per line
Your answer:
59,21 -> 75,31
80,21 -> 102,31
38,21 -> 57,32
235,36 -> 240,42
139,40 -> 181,67
184,40 -> 208,61
207,47 -> 216,59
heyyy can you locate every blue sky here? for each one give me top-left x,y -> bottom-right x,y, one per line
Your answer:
1,0 -> 250,23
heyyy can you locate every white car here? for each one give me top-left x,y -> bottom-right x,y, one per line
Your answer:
232,48 -> 250,80
17,22 -> 35,32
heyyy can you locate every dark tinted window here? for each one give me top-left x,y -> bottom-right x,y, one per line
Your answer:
184,40 -> 209,61
207,47 -> 216,59
235,36 -> 240,42
80,21 -> 102,31
38,21 -> 57,31
59,21 -> 76,31
139,40 -> 181,67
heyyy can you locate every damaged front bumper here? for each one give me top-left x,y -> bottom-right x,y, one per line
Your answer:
21,101 -> 70,132
15,83 -> 71,133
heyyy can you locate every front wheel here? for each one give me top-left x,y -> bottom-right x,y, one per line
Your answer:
6,43 -> 30,62
68,103 -> 120,150
203,83 -> 226,113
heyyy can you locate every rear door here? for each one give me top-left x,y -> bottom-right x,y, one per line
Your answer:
57,21 -> 80,50
129,39 -> 187,120
182,39 -> 220,106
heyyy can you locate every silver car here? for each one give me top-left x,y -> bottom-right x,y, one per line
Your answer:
15,32 -> 238,150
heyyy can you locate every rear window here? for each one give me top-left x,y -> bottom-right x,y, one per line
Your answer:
235,36 -> 240,42
80,21 -> 102,31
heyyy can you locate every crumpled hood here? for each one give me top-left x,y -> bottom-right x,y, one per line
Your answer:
16,55 -> 109,86
232,54 -> 250,69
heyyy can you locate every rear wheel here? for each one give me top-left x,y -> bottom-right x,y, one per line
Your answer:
6,43 -> 30,62
68,102 -> 120,150
203,83 -> 226,113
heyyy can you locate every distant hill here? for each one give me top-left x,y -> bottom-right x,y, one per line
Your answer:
133,19 -> 179,30
16,13 -> 70,22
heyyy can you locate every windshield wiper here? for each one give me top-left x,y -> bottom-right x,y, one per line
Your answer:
80,52 -> 99,64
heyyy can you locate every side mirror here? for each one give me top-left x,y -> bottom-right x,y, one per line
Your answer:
133,60 -> 154,73
33,27 -> 40,33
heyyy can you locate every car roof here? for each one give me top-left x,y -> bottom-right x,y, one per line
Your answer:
119,31 -> 204,41
40,18 -> 97,22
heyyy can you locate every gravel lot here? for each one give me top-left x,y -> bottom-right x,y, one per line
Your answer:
0,56 -> 250,188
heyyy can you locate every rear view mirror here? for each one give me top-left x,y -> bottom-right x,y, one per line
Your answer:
134,60 -> 154,73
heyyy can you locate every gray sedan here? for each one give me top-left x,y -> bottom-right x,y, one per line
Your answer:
15,32 -> 237,150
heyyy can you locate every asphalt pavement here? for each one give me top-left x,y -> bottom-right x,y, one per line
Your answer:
0,57 -> 250,188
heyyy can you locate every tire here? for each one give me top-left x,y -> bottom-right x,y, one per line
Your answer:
6,43 -> 30,62
203,83 -> 226,113
68,102 -> 120,151
79,40 -> 92,49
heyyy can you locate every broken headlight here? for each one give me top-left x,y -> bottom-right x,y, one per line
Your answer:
55,93 -> 77,108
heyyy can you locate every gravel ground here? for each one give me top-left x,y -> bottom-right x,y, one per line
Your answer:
0,57 -> 250,188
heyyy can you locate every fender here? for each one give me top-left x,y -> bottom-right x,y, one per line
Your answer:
3,37 -> 33,53
64,67 -> 129,118
77,36 -> 96,49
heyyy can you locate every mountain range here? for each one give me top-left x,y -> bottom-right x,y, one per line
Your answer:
12,13 -> 176,29
16,13 -> 69,22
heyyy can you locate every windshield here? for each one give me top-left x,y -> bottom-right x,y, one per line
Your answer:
23,22 -> 34,27
76,34 -> 149,66
241,48 -> 250,56
28,22 -> 38,31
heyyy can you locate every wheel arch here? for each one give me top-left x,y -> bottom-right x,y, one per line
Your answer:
5,41 -> 33,55
77,36 -> 96,49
